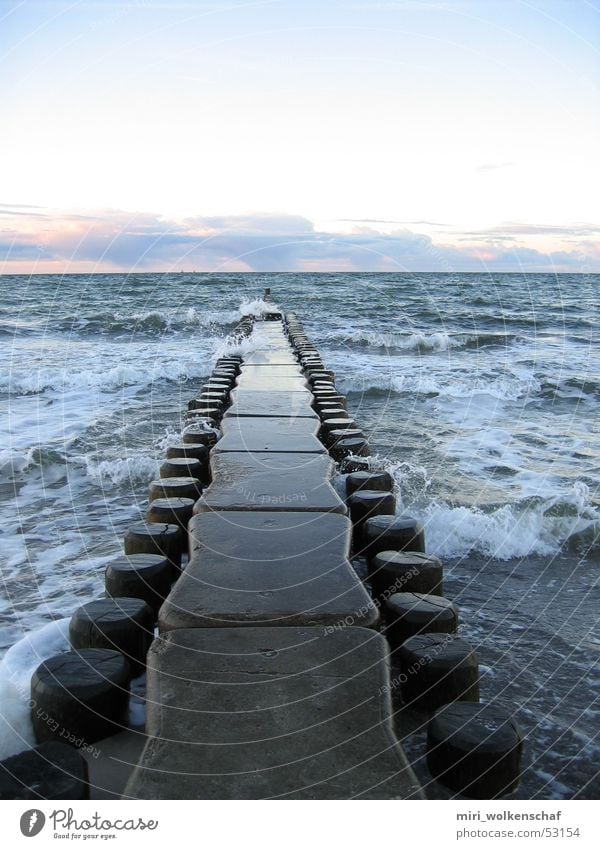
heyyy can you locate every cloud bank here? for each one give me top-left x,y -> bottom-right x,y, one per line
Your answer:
0,206 -> 598,274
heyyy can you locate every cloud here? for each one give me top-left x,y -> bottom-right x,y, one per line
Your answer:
458,222 -> 600,238
338,218 -> 449,227
0,203 -> 43,209
0,207 -> 598,273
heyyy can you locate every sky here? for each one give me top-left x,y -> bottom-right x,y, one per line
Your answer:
1,0 -> 599,273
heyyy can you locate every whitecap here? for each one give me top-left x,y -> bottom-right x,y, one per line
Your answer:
0,619 -> 70,759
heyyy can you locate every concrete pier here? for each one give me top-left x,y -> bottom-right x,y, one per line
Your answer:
126,309 -> 424,799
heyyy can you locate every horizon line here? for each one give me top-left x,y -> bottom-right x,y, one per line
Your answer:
1,269 -> 598,277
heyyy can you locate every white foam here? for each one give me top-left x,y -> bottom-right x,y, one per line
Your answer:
78,454 -> 160,486
419,502 -> 558,559
336,369 -> 540,403
238,297 -> 278,318
324,328 -> 516,352
211,324 -> 283,362
63,306 -> 240,335
182,419 -> 219,437
0,619 -> 70,759
380,455 -> 599,559
0,354 -> 211,396
572,481 -> 591,513
155,426 -> 183,452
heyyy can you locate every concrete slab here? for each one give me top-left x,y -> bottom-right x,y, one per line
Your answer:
214,415 -> 325,454
247,334 -> 288,344
160,510 -> 371,629
187,508 -> 351,562
236,365 -> 307,392
196,452 -> 345,513
225,389 -> 316,418
244,351 -> 298,365
236,374 -> 308,391
124,626 -> 424,799
239,364 -> 302,375
244,336 -> 290,346
243,334 -> 288,346
251,321 -> 285,329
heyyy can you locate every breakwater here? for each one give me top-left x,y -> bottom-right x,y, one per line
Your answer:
1,295 -> 524,800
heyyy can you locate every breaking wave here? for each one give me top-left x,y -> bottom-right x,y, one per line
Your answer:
324,329 -> 518,352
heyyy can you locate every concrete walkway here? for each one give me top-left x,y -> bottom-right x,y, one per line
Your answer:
125,627 -> 423,799
126,315 -> 423,799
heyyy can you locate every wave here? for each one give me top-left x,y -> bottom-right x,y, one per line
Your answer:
238,296 -> 278,318
1,439 -> 173,488
538,376 -> 600,401
50,306 -> 241,337
0,357 -> 211,396
337,371 -> 541,401
566,521 -> 600,558
378,459 -> 599,559
75,454 -> 159,485
0,446 -> 159,487
417,501 -> 593,559
324,329 -> 518,352
0,447 -> 67,481
338,369 -> 599,404
0,321 -> 41,337
210,323 -> 285,361
0,619 -> 70,759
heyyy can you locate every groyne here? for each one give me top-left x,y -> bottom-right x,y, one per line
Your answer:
1,295 -> 523,800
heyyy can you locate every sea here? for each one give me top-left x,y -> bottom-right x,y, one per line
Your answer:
0,272 -> 598,798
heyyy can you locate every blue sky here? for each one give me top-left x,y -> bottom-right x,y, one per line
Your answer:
1,0 -> 598,272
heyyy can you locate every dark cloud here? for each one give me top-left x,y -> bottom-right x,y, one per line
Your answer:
0,241 -> 55,260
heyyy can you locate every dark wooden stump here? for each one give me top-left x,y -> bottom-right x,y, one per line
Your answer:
399,633 -> 479,710
346,470 -> 394,496
105,553 -> 172,615
148,476 -> 202,501
384,591 -> 458,648
348,489 -> 396,548
166,442 -> 210,461
69,597 -> 154,676
31,649 -> 130,746
427,702 -> 523,798
363,514 -> 425,556
369,550 -> 443,599
160,456 -> 209,484
123,521 -> 183,572
332,437 -> 371,462
146,496 -> 195,532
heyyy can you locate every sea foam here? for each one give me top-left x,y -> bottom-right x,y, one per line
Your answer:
0,619 -> 70,760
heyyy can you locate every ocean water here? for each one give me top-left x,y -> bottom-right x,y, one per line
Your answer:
0,272 -> 598,798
